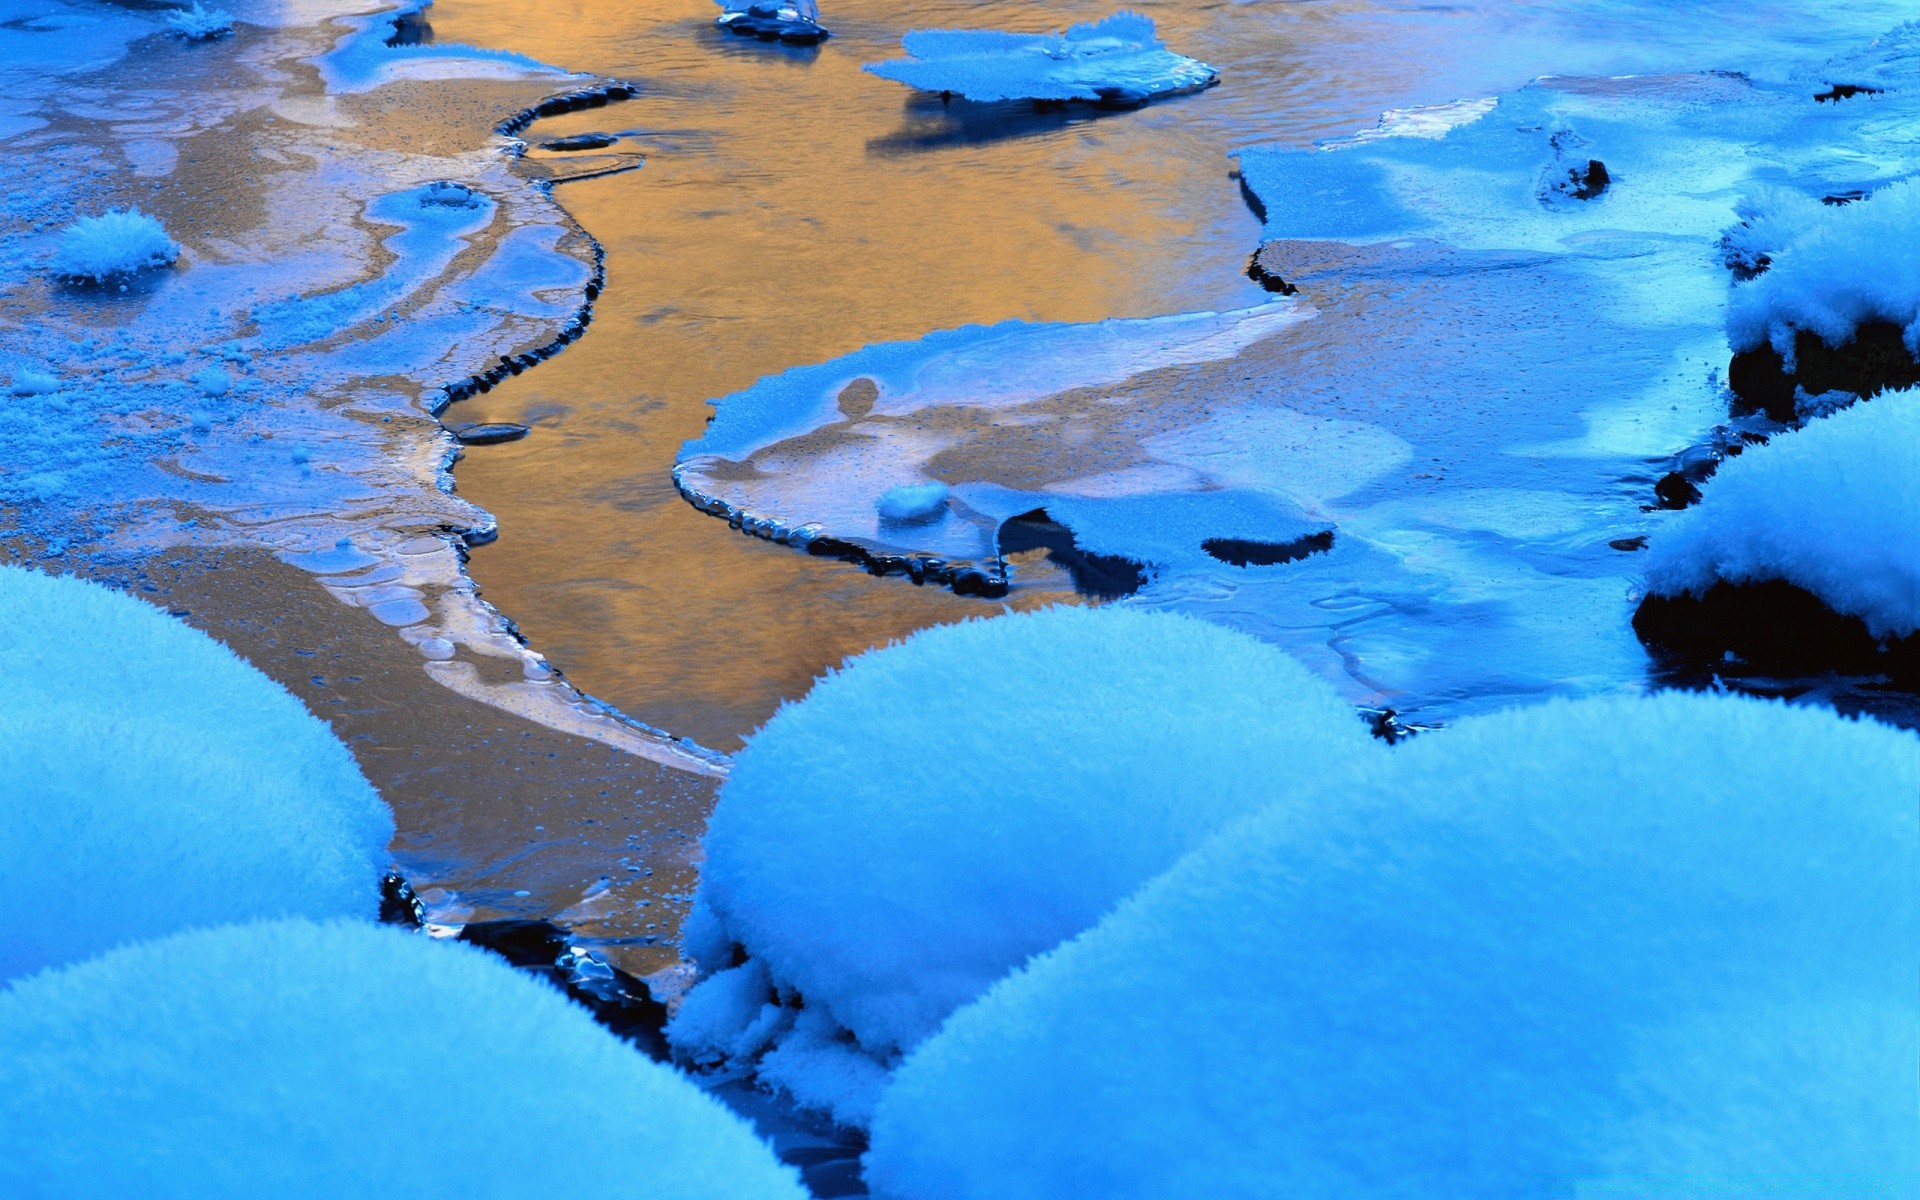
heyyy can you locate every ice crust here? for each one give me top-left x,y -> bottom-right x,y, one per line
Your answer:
864,12 -> 1216,105
48,209 -> 179,281
0,919 -> 807,1199
1725,178 -> 1920,359
867,692 -> 1920,1200
0,567 -> 391,981
1645,389 -> 1920,638
668,606 -> 1375,1124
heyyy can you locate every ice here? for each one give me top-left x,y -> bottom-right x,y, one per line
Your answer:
715,0 -> 829,46
48,209 -> 179,282
316,0 -> 570,94
866,692 -> 1920,1200
864,12 -> 1217,106
0,567 -> 391,981
876,482 -> 949,523
1645,389 -> 1920,639
1725,178 -> 1920,361
0,919 -> 807,1199
164,3 -> 233,41
668,606 -> 1376,1124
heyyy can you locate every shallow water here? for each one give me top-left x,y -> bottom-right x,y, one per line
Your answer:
433,0 -> 1919,748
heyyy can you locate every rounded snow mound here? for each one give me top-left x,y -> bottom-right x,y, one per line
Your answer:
0,566 -> 391,980
867,691 -> 1920,1200
671,606 -> 1375,1121
48,208 -> 180,282
1644,389 -> 1920,638
0,919 -> 806,1200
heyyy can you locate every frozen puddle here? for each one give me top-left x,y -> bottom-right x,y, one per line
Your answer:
0,0 -> 719,777
678,29 -> 1920,726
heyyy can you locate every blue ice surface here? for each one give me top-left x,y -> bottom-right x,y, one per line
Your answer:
315,0 -> 567,93
864,11 -> 1217,105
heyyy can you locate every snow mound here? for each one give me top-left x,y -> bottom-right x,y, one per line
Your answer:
9,369 -> 59,396
0,919 -> 806,1200
165,3 -> 233,40
670,606 -> 1375,1124
0,567 -> 391,980
863,11 -> 1217,106
868,692 -> 1920,1200
1644,389 -> 1920,639
876,481 -> 949,523
1726,178 -> 1920,358
49,209 -> 180,282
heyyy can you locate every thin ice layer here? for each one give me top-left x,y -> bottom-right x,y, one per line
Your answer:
864,11 -> 1216,105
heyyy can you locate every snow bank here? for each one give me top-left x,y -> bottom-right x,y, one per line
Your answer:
863,12 -> 1217,106
1726,178 -> 1920,358
48,209 -> 179,282
868,692 -> 1920,1200
165,3 -> 233,40
0,919 -> 806,1199
0,567 -> 390,980
670,606 -> 1374,1124
1644,389 -> 1920,639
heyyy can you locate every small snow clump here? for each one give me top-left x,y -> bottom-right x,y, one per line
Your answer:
1725,178 -> 1920,359
165,3 -> 233,40
0,919 -> 807,1199
8,369 -> 59,395
868,692 -> 1920,1200
1644,388 -> 1920,638
0,566 -> 391,980
669,605 -> 1375,1125
864,11 -> 1218,105
49,208 -> 180,283
192,366 -> 231,396
875,481 -> 949,522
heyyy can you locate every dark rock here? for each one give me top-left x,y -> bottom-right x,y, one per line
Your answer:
451,422 -> 530,445
997,509 -> 1147,599
458,918 -> 571,967
1634,579 -> 1919,684
456,919 -> 670,1057
1203,530 -> 1332,567
1565,158 -> 1610,200
540,133 -> 618,152
1610,535 -> 1648,552
378,872 -> 425,927
1814,83 -> 1884,103
1653,471 -> 1702,510
1245,250 -> 1297,296
1729,321 -> 1920,422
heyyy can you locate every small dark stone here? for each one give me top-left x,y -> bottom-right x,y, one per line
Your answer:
451,422 -> 530,445
1653,471 -> 1702,510
1568,158 -> 1610,200
1202,530 -> 1333,567
1245,250 -> 1297,296
541,133 -> 618,152
1610,535 -> 1648,552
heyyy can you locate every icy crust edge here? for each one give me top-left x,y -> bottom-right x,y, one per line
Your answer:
862,11 -> 1218,106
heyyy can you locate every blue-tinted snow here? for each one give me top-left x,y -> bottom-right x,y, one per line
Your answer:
864,12 -> 1216,106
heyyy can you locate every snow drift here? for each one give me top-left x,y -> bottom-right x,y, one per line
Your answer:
863,11 -> 1217,106
0,567 -> 391,981
1644,389 -> 1920,639
669,605 -> 1374,1124
867,692 -> 1920,1200
0,919 -> 806,1199
48,209 -> 179,282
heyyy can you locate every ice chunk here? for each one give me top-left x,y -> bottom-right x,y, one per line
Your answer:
0,567 -> 391,981
715,0 -> 829,45
863,12 -> 1217,106
1644,389 -> 1920,639
669,606 -> 1375,1123
868,692 -> 1920,1200
165,3 -> 233,41
48,208 -> 179,282
0,919 -> 807,1199
876,481 -> 949,523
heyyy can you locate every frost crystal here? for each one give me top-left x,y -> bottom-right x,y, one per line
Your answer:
164,3 -> 233,41
49,209 -> 180,283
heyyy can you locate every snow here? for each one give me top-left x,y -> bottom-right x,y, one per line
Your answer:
876,482 -> 949,523
1725,178 -> 1920,360
669,605 -> 1375,1124
863,12 -> 1217,105
165,3 -> 233,41
0,567 -> 391,981
867,692 -> 1920,1200
48,209 -> 179,282
8,369 -> 58,395
192,366 -> 231,396
0,918 -> 807,1199
1644,389 -> 1920,638
715,0 -> 828,44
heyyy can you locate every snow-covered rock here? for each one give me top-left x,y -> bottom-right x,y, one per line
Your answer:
0,919 -> 807,1199
715,0 -> 829,45
0,567 -> 391,981
48,209 -> 179,282
165,3 -> 234,41
863,12 -> 1217,106
875,481 -> 948,523
1643,389 -> 1920,639
669,605 -> 1375,1124
867,692 -> 1920,1200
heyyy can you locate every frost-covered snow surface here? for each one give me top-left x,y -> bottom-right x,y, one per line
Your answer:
0,567 -> 390,981
0,919 -> 807,1200
867,693 -> 1920,1200
864,11 -> 1216,105
48,209 -> 178,281
1725,177 -> 1920,358
1646,390 -> 1920,638
669,607 -> 1375,1124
